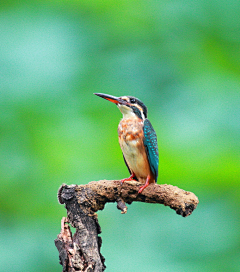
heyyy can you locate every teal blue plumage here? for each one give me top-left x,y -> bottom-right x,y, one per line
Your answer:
143,119 -> 159,182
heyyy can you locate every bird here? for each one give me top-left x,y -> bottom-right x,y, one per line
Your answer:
94,93 -> 159,194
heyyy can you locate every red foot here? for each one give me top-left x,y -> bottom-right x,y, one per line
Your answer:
138,175 -> 150,194
120,173 -> 136,185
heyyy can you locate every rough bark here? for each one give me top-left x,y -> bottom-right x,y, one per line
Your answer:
55,180 -> 199,272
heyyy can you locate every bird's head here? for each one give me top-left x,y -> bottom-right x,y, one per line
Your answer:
94,93 -> 147,120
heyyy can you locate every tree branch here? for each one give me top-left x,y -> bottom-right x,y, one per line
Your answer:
55,180 -> 199,272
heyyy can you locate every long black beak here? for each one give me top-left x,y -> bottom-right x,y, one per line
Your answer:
94,93 -> 127,105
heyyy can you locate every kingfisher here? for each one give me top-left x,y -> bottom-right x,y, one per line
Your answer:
94,93 -> 159,194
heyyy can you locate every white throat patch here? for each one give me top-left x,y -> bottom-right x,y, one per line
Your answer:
117,104 -> 135,119
117,104 -> 145,120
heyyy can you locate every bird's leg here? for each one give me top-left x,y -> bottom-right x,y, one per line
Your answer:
120,173 -> 136,185
138,175 -> 151,194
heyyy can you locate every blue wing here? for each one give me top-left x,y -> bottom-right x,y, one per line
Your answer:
143,119 -> 159,182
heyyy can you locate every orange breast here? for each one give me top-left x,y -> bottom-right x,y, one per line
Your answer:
118,117 -> 155,183
118,118 -> 143,141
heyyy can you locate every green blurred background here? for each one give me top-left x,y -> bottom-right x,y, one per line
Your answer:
1,0 -> 239,271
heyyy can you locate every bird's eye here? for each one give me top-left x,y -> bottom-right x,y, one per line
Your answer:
130,98 -> 136,103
